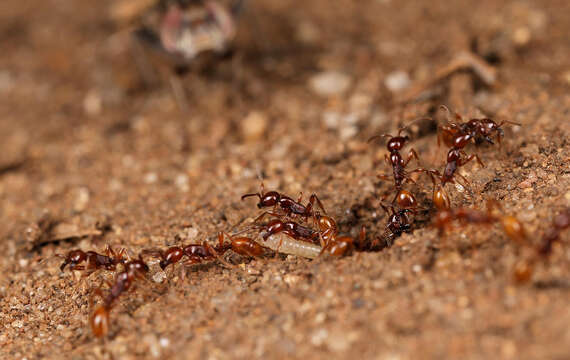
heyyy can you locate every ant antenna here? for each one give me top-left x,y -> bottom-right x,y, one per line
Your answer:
398,117 -> 432,136
367,134 -> 394,144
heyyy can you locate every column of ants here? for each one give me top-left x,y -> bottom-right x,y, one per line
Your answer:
56,106 -> 568,339
367,106 -> 568,283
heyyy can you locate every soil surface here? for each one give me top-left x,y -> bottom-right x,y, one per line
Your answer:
1,0 -> 569,359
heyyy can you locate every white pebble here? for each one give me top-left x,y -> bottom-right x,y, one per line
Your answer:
309,71 -> 352,97
384,71 -> 411,92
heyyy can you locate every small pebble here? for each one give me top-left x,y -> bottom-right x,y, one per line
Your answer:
73,187 -> 90,212
83,90 -> 102,116
144,173 -> 158,184
241,111 -> 268,142
310,328 -> 328,346
309,71 -> 352,97
384,70 -> 411,92
152,271 -> 167,283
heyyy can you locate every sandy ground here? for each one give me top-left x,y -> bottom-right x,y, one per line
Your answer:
0,0 -> 569,359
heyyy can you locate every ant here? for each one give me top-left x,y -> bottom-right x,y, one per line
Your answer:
438,105 -> 520,148
257,218 -> 321,245
538,208 -> 570,256
143,233 -> 266,270
90,257 -> 150,338
418,134 -> 485,204
368,204 -> 415,249
58,245 -> 127,275
368,123 -> 427,193
514,208 -> 570,283
252,212 -> 359,257
432,201 -> 527,244
317,216 -> 365,256
241,183 -> 327,222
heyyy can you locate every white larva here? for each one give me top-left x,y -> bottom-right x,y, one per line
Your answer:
253,233 -> 321,259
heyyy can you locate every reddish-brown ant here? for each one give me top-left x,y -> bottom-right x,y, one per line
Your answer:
432,201 -> 527,244
418,142 -> 484,202
368,123 -> 427,192
143,233 -> 266,270
538,208 -> 570,256
90,257 -> 150,338
241,183 -> 327,222
317,216 -> 365,257
252,212 -> 359,257
514,207 -> 570,283
367,204 -> 415,249
258,218 -> 321,244
438,105 -> 520,148
58,245 -> 127,275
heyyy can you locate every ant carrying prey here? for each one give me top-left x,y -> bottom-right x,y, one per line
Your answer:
142,233 -> 266,271
241,183 -> 327,222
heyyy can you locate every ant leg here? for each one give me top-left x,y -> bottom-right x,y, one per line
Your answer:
69,265 -> 86,272
439,104 -> 452,121
459,151 -> 485,168
357,226 -> 366,249
204,242 -> 234,268
297,191 -> 303,203
140,248 -> 165,260
403,148 -> 420,167
183,256 -> 203,267
308,194 -> 327,215
252,211 -> 283,224
384,154 -> 391,167
377,174 -> 392,181
454,173 -> 474,198
104,245 -> 114,258
89,286 -> 105,310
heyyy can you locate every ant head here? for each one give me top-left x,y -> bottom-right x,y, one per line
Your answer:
447,149 -> 461,162
259,191 -> 280,207
387,136 -> 408,152
318,216 -> 337,232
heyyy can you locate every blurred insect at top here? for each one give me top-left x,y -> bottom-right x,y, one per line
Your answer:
113,0 -> 244,65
